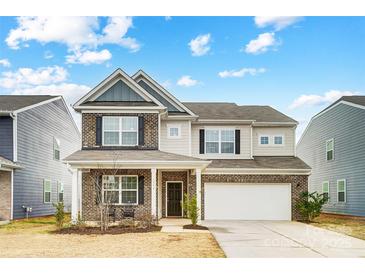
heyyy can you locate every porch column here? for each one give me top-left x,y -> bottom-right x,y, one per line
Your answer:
71,168 -> 79,224
151,168 -> 157,220
196,168 -> 202,221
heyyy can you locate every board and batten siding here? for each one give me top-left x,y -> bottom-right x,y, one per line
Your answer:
160,120 -> 190,156
297,103 -> 365,217
191,124 -> 251,159
252,127 -> 295,156
0,116 -> 13,161
13,99 -> 80,219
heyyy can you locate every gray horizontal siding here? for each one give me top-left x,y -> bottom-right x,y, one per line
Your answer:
0,116 -> 13,161
297,103 -> 365,216
13,99 -> 80,219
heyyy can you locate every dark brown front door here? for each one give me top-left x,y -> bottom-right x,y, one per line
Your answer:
167,182 -> 182,216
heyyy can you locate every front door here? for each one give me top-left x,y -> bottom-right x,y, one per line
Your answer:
167,182 -> 183,217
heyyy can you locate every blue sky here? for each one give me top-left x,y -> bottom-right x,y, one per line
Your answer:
0,16 -> 364,138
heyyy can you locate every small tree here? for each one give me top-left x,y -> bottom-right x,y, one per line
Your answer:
296,191 -> 328,222
182,193 -> 199,226
53,202 -> 65,229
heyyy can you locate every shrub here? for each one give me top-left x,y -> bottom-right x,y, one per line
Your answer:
53,202 -> 65,229
135,212 -> 155,229
296,191 -> 328,222
182,194 -> 199,226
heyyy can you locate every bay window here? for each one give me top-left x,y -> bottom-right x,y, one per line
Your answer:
103,116 -> 138,146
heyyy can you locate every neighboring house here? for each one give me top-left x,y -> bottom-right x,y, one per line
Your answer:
64,68 -> 310,223
297,96 -> 365,217
0,95 -> 80,220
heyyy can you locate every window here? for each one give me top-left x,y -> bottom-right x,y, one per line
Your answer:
205,129 -> 235,154
326,139 -> 334,161
102,175 -> 138,205
43,179 -> 51,203
260,136 -> 269,145
58,181 -> 64,202
103,116 -> 138,146
337,179 -> 346,203
274,135 -> 283,145
167,124 -> 181,138
322,181 -> 329,202
53,137 -> 60,160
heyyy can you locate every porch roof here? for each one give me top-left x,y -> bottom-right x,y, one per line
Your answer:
0,156 -> 21,170
63,149 -> 211,169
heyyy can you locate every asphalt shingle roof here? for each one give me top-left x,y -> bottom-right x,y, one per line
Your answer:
0,95 -> 58,112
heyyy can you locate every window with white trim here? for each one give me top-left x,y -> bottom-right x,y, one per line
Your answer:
103,116 -> 138,146
53,137 -> 60,160
274,135 -> 283,145
43,179 -> 51,203
58,181 -> 64,202
205,129 -> 235,154
337,179 -> 346,203
322,181 -> 329,202
167,124 -> 181,138
326,139 -> 334,161
102,175 -> 138,205
260,135 -> 269,145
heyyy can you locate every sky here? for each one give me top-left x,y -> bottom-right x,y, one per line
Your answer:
0,16 -> 364,139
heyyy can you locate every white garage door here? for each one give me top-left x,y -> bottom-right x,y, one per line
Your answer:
204,183 -> 291,220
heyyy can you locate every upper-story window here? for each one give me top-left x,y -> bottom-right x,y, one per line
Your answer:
259,135 -> 284,146
167,124 -> 181,139
103,116 -> 138,146
326,138 -> 334,161
205,129 -> 235,154
53,137 -> 60,160
260,136 -> 269,145
274,135 -> 283,145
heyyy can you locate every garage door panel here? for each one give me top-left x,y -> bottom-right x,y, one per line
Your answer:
204,183 -> 291,220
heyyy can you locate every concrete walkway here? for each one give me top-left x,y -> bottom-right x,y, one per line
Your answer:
159,218 -> 209,233
203,220 -> 365,258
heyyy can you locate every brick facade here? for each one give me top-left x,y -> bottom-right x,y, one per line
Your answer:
82,113 -> 159,150
161,171 -> 188,217
0,171 -> 11,220
187,173 -> 308,221
81,169 -> 151,222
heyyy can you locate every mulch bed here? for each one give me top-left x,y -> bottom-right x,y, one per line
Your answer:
54,225 -> 162,235
183,224 -> 209,230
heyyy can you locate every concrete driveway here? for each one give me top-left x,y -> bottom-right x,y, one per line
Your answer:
203,220 -> 365,258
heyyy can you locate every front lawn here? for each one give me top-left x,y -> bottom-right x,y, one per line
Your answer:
311,214 -> 365,241
0,215 -> 224,258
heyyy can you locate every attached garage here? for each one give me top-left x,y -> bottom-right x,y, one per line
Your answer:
204,183 -> 292,220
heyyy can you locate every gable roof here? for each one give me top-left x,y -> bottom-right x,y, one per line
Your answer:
73,68 -> 165,110
183,102 -> 297,123
0,95 -> 59,113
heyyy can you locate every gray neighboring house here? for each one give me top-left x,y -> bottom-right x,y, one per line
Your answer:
297,96 -> 365,217
0,95 -> 80,220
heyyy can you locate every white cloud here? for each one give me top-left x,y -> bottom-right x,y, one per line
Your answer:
188,33 -> 211,56
254,16 -> 303,31
218,68 -> 266,78
66,49 -> 112,65
177,75 -> 198,87
0,59 -> 11,67
289,90 -> 360,109
44,50 -> 54,59
0,66 -> 67,89
244,32 -> 277,54
6,16 -> 140,64
165,16 -> 172,21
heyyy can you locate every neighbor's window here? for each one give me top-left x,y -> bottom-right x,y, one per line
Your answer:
167,124 -> 181,138
102,175 -> 138,205
43,179 -> 51,203
274,136 -> 283,145
103,116 -> 138,146
58,181 -> 64,202
53,137 -> 60,160
337,179 -> 346,203
205,129 -> 235,154
260,136 -> 269,145
326,139 -> 334,161
322,181 -> 329,202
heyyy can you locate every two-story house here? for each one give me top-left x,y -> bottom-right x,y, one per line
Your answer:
64,68 -> 310,223
0,95 -> 80,220
297,96 -> 365,217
